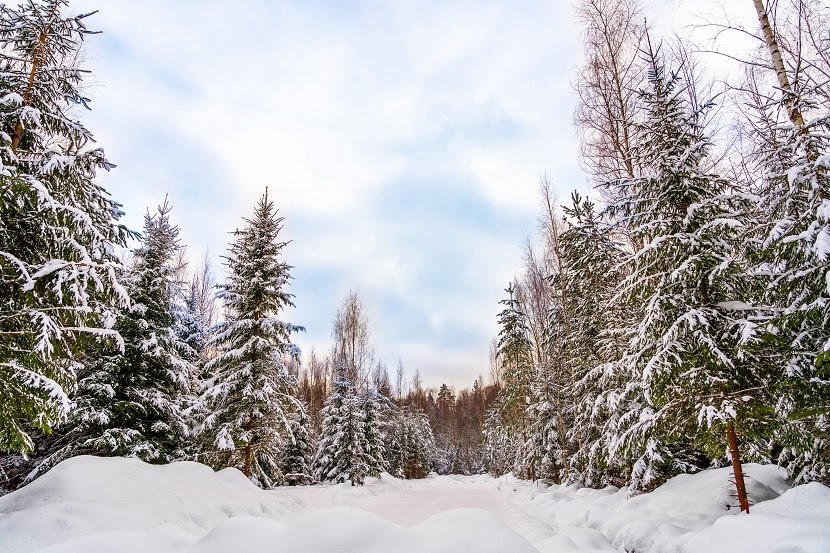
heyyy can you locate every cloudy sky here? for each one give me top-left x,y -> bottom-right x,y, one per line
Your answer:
70,0 -> 752,388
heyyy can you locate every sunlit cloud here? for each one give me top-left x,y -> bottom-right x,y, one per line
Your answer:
73,0 -> 588,387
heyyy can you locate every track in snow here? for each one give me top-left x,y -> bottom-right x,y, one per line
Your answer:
271,477 -> 618,552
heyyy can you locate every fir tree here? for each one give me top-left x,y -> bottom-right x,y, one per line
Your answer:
604,40 -> 771,498
314,364 -> 368,485
750,75 -> 830,486
361,387 -> 388,478
495,283 -> 533,429
0,0 -> 130,454
176,253 -> 216,370
200,190 -> 304,488
281,413 -> 315,486
482,402 -> 518,477
29,201 -> 194,478
400,407 -> 434,479
560,192 -> 629,487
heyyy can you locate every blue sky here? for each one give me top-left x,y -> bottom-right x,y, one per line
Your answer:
70,0 -> 751,388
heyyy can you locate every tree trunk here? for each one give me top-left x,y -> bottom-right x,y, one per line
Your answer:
11,4 -> 58,154
243,445 -> 252,478
752,0 -> 805,129
727,423 -> 750,513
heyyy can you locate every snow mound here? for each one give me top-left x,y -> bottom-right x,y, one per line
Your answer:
0,456 -> 538,553
0,456 -> 298,553
503,463 -> 830,553
678,482 -> 830,553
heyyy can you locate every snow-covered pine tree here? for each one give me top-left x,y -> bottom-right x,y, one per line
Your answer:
489,283 -> 533,477
559,192 -> 629,487
386,405 -> 434,479
0,0 -> 130,454
314,363 -> 368,485
281,413 -> 314,486
361,386 -> 388,478
604,39 -> 771,497
734,0 -> 830,486
431,383 -> 456,475
482,402 -> 517,477
516,183 -> 572,483
496,283 -> 534,428
28,201 -> 195,478
177,253 -> 216,369
200,190 -> 304,488
401,407 -> 434,479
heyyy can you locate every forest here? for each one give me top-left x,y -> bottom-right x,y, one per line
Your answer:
0,0 -> 829,527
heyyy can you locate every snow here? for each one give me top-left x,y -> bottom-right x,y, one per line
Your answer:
1,457 -> 828,553
502,464 -> 829,553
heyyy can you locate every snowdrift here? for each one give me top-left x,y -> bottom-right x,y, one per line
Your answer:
1,456 -> 828,553
504,463 -> 830,553
0,456 -> 535,553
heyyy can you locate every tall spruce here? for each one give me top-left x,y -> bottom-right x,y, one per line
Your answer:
32,201 -> 195,477
0,0 -> 129,454
200,190 -> 304,488
559,193 -> 629,487
361,387 -> 388,478
314,364 -> 369,485
749,53 -> 830,486
495,283 -> 533,428
604,40 -> 770,499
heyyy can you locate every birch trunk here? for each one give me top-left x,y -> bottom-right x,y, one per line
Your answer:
752,0 -> 805,129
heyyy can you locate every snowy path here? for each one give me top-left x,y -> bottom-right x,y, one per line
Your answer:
3,458 -> 827,553
270,477 -> 618,552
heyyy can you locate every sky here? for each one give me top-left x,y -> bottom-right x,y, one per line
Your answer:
69,0 -> 753,389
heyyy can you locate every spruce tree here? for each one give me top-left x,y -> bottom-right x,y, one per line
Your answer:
751,75 -> 830,485
200,190 -> 304,488
604,40 -> 772,498
29,201 -> 194,478
0,0 -> 129,454
489,283 -> 533,476
496,283 -> 534,426
398,407 -> 434,479
361,387 -> 388,478
281,413 -> 314,486
482,402 -> 517,477
560,192 -> 629,487
314,364 -> 368,485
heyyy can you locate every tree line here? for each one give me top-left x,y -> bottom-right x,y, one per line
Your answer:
0,0 -> 501,491
482,0 -> 830,512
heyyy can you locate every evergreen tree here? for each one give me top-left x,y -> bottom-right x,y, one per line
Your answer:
496,283 -> 534,426
489,283 -> 533,477
750,72 -> 830,485
604,40 -> 771,496
482,402 -> 517,477
200,190 -> 304,488
0,0 -> 130,454
560,192 -> 629,487
177,253 -> 216,370
387,406 -> 434,479
281,413 -> 314,486
314,364 -> 368,485
29,201 -> 194,478
361,387 -> 387,478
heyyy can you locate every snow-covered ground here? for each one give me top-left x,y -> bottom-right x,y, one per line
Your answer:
1,456 -> 828,553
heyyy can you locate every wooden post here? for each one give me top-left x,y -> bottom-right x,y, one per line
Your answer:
727,423 -> 750,513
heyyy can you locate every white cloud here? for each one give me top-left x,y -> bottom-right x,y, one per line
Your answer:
71,0 -> 585,387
